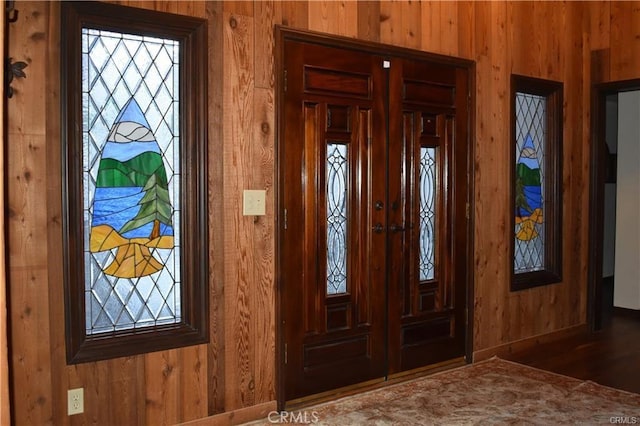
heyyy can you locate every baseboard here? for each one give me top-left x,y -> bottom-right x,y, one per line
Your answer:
613,307 -> 640,319
178,401 -> 277,426
472,324 -> 588,362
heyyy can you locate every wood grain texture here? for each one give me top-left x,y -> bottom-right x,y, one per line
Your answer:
252,87 -> 276,404
308,1 -> 358,38
6,1 -> 640,424
223,11 -> 256,410
357,1 -> 381,43
609,1 -> 640,81
206,0 -> 226,416
380,0 -> 422,49
0,7 -> 7,426
254,1 -> 281,89
472,1 -> 510,351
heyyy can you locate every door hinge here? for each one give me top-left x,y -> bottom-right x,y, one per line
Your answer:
283,208 -> 288,230
284,343 -> 288,365
466,203 -> 470,220
284,69 -> 288,92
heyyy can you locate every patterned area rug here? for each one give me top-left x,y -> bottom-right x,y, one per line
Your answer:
252,358 -> 640,425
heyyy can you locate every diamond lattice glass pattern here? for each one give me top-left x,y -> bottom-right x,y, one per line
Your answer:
419,147 -> 436,281
82,28 -> 181,334
514,92 -> 545,273
326,143 -> 348,295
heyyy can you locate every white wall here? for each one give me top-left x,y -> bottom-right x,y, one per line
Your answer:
613,91 -> 640,310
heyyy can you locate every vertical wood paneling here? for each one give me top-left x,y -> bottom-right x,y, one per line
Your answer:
308,1 -> 358,38
380,0 -> 421,49
588,1 -> 611,51
254,1 -> 281,89
472,1 -> 510,351
421,1 -> 460,56
7,2 -> 53,424
610,1 -> 640,81
8,1 -> 640,424
0,7 -> 7,425
145,350 -> 179,425
252,87 -> 276,404
456,1 -> 474,59
357,1 -> 381,43
223,11 -> 256,410
206,0 -> 226,416
281,0 -> 308,30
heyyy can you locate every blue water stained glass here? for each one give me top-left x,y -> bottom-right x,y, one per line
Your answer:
514,92 -> 545,273
82,27 -> 181,334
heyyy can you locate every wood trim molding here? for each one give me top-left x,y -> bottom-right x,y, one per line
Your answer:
178,401 -> 277,426
472,324 -> 588,362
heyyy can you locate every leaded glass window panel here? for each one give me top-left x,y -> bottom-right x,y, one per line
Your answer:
514,93 -> 545,273
419,147 -> 436,281
326,143 -> 348,295
83,28 -> 181,335
62,1 -> 208,363
510,74 -> 562,292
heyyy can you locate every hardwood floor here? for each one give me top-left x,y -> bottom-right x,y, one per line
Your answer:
504,310 -> 640,394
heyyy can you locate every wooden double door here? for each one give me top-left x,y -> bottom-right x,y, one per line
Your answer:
279,33 -> 472,402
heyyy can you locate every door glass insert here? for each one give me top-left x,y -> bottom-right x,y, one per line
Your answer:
326,143 -> 348,295
419,147 -> 436,281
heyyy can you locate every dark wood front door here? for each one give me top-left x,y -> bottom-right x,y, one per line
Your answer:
279,34 -> 471,402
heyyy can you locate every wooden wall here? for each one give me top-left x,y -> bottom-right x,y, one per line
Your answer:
4,1 -> 640,425
0,4 -> 9,425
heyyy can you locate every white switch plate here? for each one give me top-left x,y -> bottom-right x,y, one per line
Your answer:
68,388 -> 84,415
243,190 -> 266,216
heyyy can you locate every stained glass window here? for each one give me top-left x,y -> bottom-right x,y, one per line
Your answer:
326,143 -> 348,295
83,29 -> 181,334
419,147 -> 436,281
511,75 -> 562,291
62,1 -> 208,363
514,93 -> 545,273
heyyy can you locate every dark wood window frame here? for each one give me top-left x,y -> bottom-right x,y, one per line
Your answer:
510,75 -> 563,291
61,2 -> 209,363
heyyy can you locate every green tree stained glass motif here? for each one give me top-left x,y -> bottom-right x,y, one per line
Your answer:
82,28 -> 181,334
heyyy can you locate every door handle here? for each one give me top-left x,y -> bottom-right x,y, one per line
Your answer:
389,223 -> 405,232
372,223 -> 384,233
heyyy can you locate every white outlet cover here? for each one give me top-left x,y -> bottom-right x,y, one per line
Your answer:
243,190 -> 266,216
68,388 -> 84,416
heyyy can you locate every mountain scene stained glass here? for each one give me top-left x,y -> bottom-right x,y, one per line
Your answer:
90,98 -> 174,278
82,28 -> 181,334
514,92 -> 545,273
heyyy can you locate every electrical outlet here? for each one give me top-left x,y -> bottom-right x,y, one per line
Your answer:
243,190 -> 266,216
68,388 -> 84,415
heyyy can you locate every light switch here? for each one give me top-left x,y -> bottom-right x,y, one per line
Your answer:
243,190 -> 266,216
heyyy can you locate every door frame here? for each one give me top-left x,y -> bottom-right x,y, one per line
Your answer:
588,78 -> 640,331
274,26 -> 476,408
